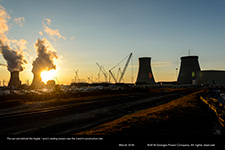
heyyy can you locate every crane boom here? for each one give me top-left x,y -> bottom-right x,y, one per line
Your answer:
109,70 -> 117,83
118,53 -> 132,83
109,53 -> 132,83
73,69 -> 79,83
96,63 -> 107,82
87,76 -> 94,83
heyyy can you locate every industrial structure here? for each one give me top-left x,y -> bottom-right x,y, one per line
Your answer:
177,56 -> 201,84
196,70 -> 225,86
8,71 -> 21,88
136,57 -> 155,85
3,50 -> 225,88
30,73 -> 44,89
109,53 -> 133,83
96,63 -> 107,83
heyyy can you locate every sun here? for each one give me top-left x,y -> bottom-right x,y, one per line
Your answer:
41,69 -> 57,83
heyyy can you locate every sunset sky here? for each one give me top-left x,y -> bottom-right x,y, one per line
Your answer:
1,0 -> 225,85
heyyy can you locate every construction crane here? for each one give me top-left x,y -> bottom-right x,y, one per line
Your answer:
109,70 -> 117,83
96,63 -> 108,82
73,69 -> 80,83
109,53 -> 133,83
87,76 -> 94,83
118,53 -> 132,83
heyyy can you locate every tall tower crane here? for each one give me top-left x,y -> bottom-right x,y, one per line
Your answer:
109,53 -> 132,83
118,53 -> 132,83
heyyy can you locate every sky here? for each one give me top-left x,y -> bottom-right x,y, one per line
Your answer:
0,0 -> 225,85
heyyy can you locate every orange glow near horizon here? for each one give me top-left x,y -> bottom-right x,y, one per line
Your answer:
41,69 -> 57,83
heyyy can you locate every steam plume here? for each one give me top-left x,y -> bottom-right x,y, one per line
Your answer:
32,38 -> 58,75
30,38 -> 58,89
0,5 -> 27,72
0,40 -> 27,72
0,5 -> 10,43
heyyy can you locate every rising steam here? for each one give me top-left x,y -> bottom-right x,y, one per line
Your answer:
32,38 -> 58,75
0,41 -> 27,72
0,5 -> 27,72
0,5 -> 10,44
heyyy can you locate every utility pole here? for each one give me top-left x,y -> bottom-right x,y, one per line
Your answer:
176,68 -> 178,80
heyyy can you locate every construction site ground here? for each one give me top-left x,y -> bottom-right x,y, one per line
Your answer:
1,87 -> 224,147
75,89 -> 225,147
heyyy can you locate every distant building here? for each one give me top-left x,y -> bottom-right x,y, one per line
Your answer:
196,70 -> 225,86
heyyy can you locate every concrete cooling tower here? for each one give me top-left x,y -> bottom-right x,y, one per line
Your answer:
136,57 -> 155,85
177,56 -> 201,84
30,73 -> 44,89
8,71 -> 21,88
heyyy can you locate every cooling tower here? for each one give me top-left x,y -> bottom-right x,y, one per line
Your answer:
136,57 -> 155,85
30,73 -> 44,89
177,56 -> 201,84
8,71 -> 21,88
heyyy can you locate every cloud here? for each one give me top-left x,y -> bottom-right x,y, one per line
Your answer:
45,18 -> 51,25
0,5 -> 27,72
10,39 -> 28,51
41,18 -> 66,40
152,62 -> 173,67
44,25 -> 66,40
39,31 -> 43,35
13,17 -> 25,27
0,5 -> 10,43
